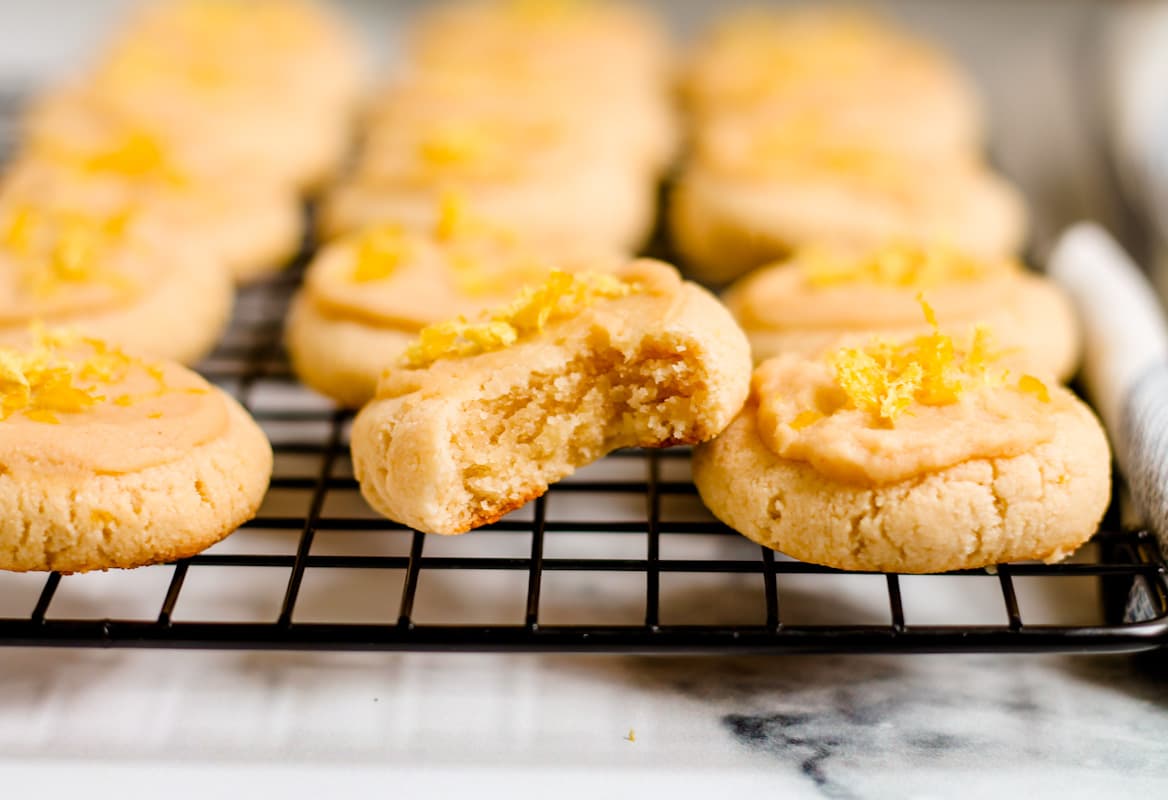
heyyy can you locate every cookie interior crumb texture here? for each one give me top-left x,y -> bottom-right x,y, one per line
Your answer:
352,260 -> 751,535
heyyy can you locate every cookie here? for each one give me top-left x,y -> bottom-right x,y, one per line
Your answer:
0,202 -> 234,365
683,8 -> 982,159
351,259 -> 751,535
406,0 -> 671,97
3,152 -> 300,284
693,312 -> 1110,573
89,0 -> 363,190
723,243 -> 1080,380
365,75 -> 675,179
669,155 -> 1027,285
107,0 -> 363,109
289,199 -> 623,406
319,112 -> 655,250
25,81 -> 346,196
0,328 -> 272,572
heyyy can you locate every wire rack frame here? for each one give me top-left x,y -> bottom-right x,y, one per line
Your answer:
0,89 -> 1165,653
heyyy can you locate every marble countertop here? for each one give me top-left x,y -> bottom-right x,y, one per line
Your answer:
0,2 -> 1166,797
2,647 -> 1167,798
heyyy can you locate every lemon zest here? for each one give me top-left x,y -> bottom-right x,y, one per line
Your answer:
1016,374 -> 1050,403
350,225 -> 412,283
802,242 -> 995,288
402,270 -> 636,368
0,327 -> 144,424
828,297 -> 1005,426
790,409 -> 824,430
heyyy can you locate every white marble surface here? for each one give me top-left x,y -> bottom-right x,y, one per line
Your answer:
2,648 -> 1168,798
1,2 -> 1167,798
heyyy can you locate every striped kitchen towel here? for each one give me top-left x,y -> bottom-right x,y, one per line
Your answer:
1048,223 -> 1168,559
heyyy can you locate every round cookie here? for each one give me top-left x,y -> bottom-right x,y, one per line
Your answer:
723,243 -> 1080,380
106,0 -> 364,110
0,329 -> 272,572
683,8 -> 982,158
87,0 -> 363,191
320,131 -> 654,252
0,203 -> 234,365
24,81 -> 347,196
2,153 -> 300,284
669,155 -> 1027,285
351,260 -> 751,535
693,327 -> 1111,573
365,76 -> 675,179
405,0 -> 672,98
288,206 -> 625,407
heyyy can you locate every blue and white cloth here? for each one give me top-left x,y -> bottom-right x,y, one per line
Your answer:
1049,224 -> 1168,556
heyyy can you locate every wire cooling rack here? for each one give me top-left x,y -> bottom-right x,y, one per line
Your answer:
0,89 -> 1166,654
0,241 -> 1163,654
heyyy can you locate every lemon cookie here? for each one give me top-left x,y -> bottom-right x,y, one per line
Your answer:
0,203 -> 233,365
406,0 -> 671,95
723,243 -> 1080,380
683,8 -> 981,158
87,0 -> 363,190
25,81 -> 344,196
0,328 -> 272,572
107,0 -> 363,111
319,112 -> 655,250
3,149 -> 300,283
288,203 -> 622,407
669,152 -> 1027,285
693,310 -> 1110,573
365,76 -> 675,179
352,260 -> 751,535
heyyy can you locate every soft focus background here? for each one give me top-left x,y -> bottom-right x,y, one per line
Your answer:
0,0 -> 1149,263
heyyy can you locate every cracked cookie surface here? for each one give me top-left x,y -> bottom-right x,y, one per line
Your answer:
0,330 -> 272,572
693,331 -> 1110,572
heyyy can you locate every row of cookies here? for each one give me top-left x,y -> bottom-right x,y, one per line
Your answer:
669,9 -> 1028,286
664,11 -> 1108,571
341,257 -> 1110,574
0,2 -> 356,569
0,0 -> 363,369
316,6 -> 1111,574
319,0 -> 675,252
294,0 -> 678,407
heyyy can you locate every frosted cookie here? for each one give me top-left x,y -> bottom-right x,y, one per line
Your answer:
406,0 -> 671,95
0,203 -> 233,365
352,260 -> 751,535
723,243 -> 1080,380
320,113 -> 655,250
693,310 -> 1110,573
64,0 -> 364,194
669,151 -> 1027,285
287,201 -> 623,407
25,80 -> 346,195
683,8 -> 981,158
366,75 -> 675,177
3,148 -> 300,283
106,0 -> 363,110
0,328 -> 272,572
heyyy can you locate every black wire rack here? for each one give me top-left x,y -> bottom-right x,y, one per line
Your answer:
0,92 -> 1166,655
0,241 -> 1163,654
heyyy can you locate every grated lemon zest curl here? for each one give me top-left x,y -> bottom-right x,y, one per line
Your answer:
824,296 -> 1006,427
801,241 -> 999,289
401,270 -> 636,368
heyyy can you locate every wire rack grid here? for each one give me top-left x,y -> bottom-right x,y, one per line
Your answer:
0,88 -> 1166,654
